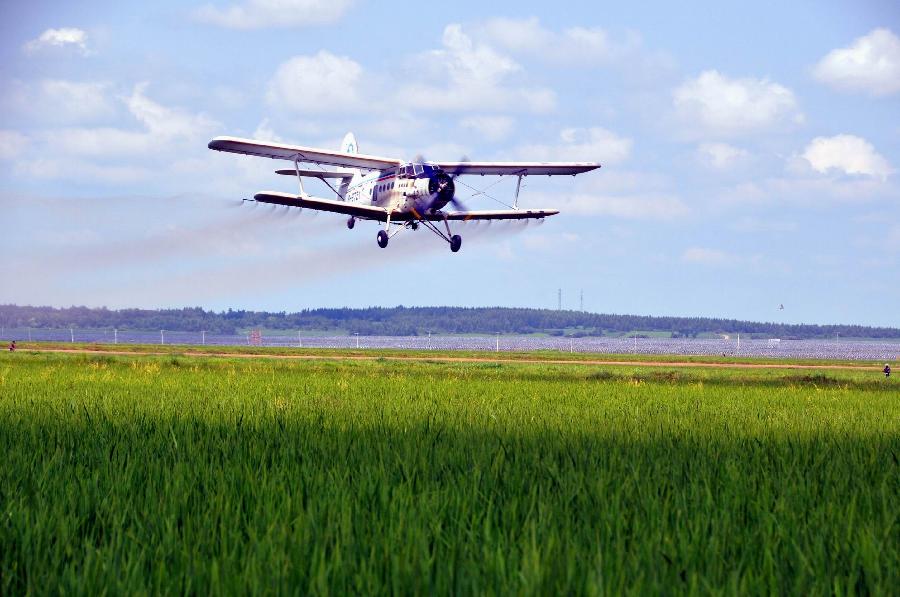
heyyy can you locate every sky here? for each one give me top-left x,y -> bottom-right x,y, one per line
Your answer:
1,0 -> 899,326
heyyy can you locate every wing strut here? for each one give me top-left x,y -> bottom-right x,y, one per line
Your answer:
293,157 -> 305,201
514,175 -> 523,209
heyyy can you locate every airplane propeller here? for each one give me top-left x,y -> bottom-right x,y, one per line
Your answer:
425,155 -> 470,212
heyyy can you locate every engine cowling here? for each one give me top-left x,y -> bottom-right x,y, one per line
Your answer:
426,171 -> 455,211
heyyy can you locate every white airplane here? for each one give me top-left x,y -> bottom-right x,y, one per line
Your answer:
208,133 -> 600,252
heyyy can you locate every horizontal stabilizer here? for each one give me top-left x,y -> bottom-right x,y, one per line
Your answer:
275,168 -> 356,179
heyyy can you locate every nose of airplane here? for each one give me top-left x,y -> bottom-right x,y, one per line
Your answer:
427,171 -> 455,210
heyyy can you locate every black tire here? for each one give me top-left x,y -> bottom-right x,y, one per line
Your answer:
450,234 -> 462,253
377,230 -> 389,248
347,217 -> 355,230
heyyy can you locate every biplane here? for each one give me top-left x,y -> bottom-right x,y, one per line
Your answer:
208,133 -> 600,252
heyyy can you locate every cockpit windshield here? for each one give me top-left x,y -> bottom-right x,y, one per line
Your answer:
400,162 -> 434,178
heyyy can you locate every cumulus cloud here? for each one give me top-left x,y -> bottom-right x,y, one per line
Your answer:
696,142 -> 749,169
195,0 -> 353,29
0,130 -> 29,160
16,84 -> 222,185
399,24 -> 555,113
459,115 -> 515,141
23,28 -> 89,54
813,28 -> 900,96
125,82 -> 219,139
559,192 -> 687,219
681,247 -> 734,266
267,51 -> 363,113
478,17 -> 635,64
801,134 -> 892,180
517,127 -> 632,164
3,79 -> 114,124
673,70 -> 801,136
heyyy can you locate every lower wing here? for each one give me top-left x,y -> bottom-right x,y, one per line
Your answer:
254,191 -> 558,222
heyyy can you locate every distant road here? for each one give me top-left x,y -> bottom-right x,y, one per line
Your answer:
21,347 -> 882,371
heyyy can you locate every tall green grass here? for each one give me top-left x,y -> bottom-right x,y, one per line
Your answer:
1,353 -> 897,594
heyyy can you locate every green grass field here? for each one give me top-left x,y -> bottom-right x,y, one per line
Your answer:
1,350 -> 897,594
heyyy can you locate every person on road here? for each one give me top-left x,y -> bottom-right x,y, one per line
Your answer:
884,364 -> 891,378
8,340 -> 16,351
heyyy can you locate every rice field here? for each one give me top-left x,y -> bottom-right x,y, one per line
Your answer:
1,350 -> 897,594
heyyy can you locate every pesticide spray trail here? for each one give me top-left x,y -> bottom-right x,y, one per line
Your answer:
85,229 -> 449,306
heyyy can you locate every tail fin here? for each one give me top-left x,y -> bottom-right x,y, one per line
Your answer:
340,132 -> 358,155
338,132 -> 360,200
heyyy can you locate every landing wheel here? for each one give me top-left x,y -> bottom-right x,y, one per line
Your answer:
347,217 -> 355,230
450,234 -> 462,253
377,229 -> 389,248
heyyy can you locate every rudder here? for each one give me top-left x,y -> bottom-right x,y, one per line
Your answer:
341,132 -> 358,154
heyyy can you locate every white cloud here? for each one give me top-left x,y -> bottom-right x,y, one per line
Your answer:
560,192 -> 687,219
521,232 -> 581,251
267,51 -> 363,113
697,142 -> 749,169
801,134 -> 892,180
681,247 -> 733,266
459,115 -> 514,141
50,128 -> 151,156
673,70 -> 801,136
195,0 -> 353,29
0,130 -> 29,160
3,79 -> 114,124
125,83 -> 219,139
813,28 -> 900,96
24,28 -> 89,55
399,24 -> 555,113
517,127 -> 632,164
479,17 -> 629,63
14,84 -> 222,186
252,118 -> 284,142
15,158 -> 150,184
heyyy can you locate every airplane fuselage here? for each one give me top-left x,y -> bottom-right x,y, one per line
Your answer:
343,162 -> 455,216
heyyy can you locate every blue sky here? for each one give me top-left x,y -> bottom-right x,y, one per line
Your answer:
1,0 -> 899,326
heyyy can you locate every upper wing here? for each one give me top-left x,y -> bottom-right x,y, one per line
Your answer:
209,136 -> 400,171
254,191 -> 388,220
434,161 -> 600,176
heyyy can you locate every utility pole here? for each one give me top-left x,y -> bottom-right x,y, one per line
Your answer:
201,330 -> 206,345
558,288 -> 562,311
114,329 -> 118,344
161,330 -> 165,345
355,332 -> 360,349
496,332 -> 499,352
297,330 -> 302,348
69,328 -> 74,343
580,289 -> 584,312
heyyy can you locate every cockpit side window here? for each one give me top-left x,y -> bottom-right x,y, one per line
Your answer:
413,164 -> 424,176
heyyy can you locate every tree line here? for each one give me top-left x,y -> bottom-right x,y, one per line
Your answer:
2,304 -> 898,339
